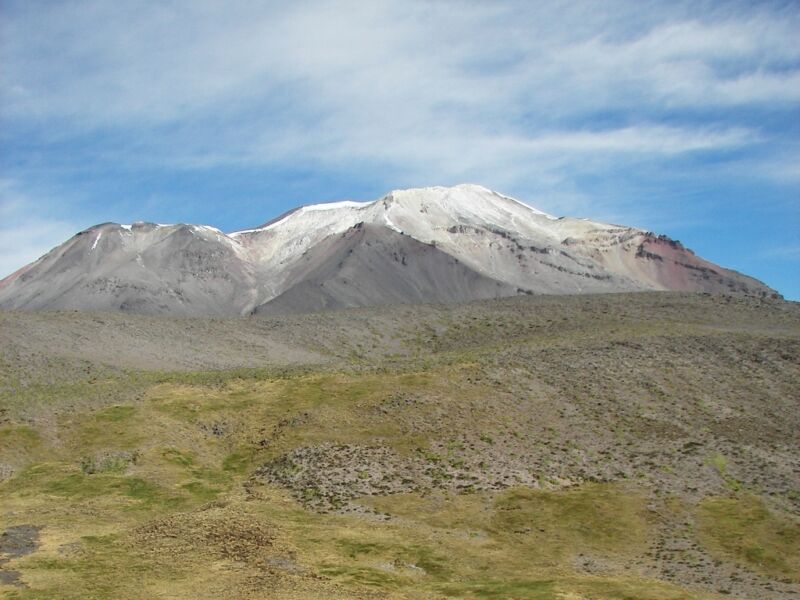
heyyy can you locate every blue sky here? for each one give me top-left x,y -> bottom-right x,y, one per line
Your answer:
1,0 -> 798,298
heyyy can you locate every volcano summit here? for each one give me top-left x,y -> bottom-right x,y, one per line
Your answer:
0,184 -> 777,316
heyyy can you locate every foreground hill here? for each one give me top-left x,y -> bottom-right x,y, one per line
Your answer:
0,185 -> 778,316
1,292 -> 798,599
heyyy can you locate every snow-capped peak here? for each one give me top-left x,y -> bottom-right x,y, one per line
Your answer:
223,184 -> 575,277
229,200 -> 372,237
0,183 -> 777,316
394,182 -> 552,217
384,184 -> 557,222
229,184 -> 557,238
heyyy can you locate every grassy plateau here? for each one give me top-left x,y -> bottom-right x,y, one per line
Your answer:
0,292 -> 798,598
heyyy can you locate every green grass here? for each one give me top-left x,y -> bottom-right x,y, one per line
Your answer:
180,481 -> 222,502
162,447 -> 195,467
12,533 -> 161,600
220,450 -> 250,474
490,484 -> 649,558
706,452 -> 727,475
40,470 -> 178,509
318,564 -> 401,587
0,424 -> 40,446
437,579 -> 554,599
337,539 -> 387,558
0,424 -> 42,462
697,494 -> 800,581
95,405 -> 136,422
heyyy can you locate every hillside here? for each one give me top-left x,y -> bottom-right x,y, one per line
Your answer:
1,292 -> 798,598
0,185 -> 778,316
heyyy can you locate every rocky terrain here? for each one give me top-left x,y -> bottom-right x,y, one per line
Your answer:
0,292 -> 798,598
0,185 -> 778,316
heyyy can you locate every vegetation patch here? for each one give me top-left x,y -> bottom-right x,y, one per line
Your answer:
491,483 -> 649,557
0,425 -> 42,465
221,450 -> 250,474
80,450 -> 139,475
95,405 -> 136,422
0,425 -> 40,449
437,579 -> 554,599
697,494 -> 800,581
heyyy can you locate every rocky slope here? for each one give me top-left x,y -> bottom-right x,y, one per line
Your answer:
1,293 -> 798,598
0,185 -> 778,315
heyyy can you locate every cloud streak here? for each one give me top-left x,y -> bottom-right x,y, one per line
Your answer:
1,0 -> 798,295
2,1 -> 796,178
0,181 -> 86,278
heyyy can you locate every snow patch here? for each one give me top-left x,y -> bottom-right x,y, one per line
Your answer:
192,224 -> 225,235
490,190 -> 557,220
230,200 -> 371,237
229,228 -> 259,237
118,222 -> 173,230
384,213 -> 403,234
302,200 -> 371,212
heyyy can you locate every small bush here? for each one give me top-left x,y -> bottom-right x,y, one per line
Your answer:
80,450 -> 139,475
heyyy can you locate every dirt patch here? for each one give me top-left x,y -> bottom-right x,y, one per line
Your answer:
0,463 -> 14,482
256,442 -> 543,512
0,524 -> 41,588
131,504 -> 273,566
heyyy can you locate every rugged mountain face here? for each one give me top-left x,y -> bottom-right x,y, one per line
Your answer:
254,223 -> 518,315
0,184 -> 778,315
0,222 -> 256,316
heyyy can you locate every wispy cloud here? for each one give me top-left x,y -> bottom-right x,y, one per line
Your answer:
0,180 -> 86,277
1,0 -> 798,294
2,0 -> 796,180
759,244 -> 800,261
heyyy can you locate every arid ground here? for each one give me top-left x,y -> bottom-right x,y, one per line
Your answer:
1,292 -> 798,599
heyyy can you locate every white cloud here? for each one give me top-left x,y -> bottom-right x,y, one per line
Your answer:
2,0 -> 796,180
759,244 -> 800,260
0,181 -> 87,278
0,219 -> 80,279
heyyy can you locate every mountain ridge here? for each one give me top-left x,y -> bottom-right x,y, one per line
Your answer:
0,184 -> 779,315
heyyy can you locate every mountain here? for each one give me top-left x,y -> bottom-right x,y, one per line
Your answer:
253,223 -> 518,315
0,184 -> 778,315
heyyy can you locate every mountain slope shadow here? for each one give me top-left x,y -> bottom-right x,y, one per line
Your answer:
254,223 -> 519,315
